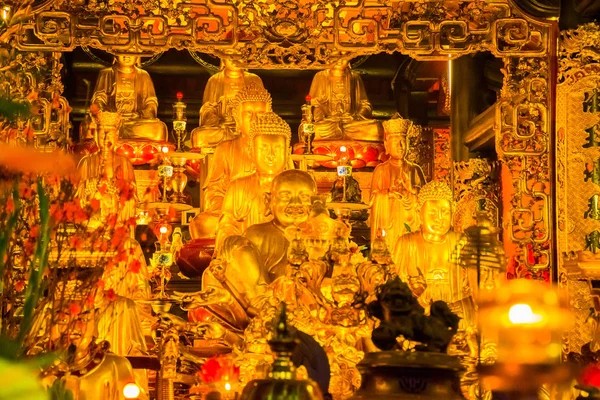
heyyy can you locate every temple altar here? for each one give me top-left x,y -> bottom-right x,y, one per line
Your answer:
0,1 -> 598,400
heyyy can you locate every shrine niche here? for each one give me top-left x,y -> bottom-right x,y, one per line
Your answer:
0,1 -> 567,400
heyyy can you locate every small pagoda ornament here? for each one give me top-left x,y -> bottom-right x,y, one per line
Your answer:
350,277 -> 466,400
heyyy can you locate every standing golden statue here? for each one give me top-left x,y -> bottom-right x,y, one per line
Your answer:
301,55 -> 383,143
42,282 -> 145,400
370,114 -> 426,248
215,112 -> 291,250
392,181 -> 476,326
191,58 -> 264,149
90,54 -> 168,143
76,112 -> 151,393
189,83 -> 272,239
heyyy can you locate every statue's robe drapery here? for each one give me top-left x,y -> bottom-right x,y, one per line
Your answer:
91,66 -> 167,141
64,353 -> 146,400
215,172 -> 271,251
370,160 -> 426,248
203,136 -> 254,215
307,68 -> 383,142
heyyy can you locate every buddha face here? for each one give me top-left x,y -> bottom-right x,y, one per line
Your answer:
420,199 -> 452,240
51,301 -> 96,350
236,101 -> 268,137
385,134 -> 408,160
253,134 -> 287,175
269,170 -> 316,228
97,125 -> 118,152
116,55 -> 138,68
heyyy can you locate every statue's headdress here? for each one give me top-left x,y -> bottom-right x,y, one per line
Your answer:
417,181 -> 453,208
382,113 -> 413,140
248,112 -> 292,152
230,84 -> 272,116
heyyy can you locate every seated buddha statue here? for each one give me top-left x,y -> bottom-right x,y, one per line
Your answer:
392,181 -> 477,330
180,170 -> 317,331
370,114 -> 426,249
191,58 -> 264,149
300,55 -> 383,143
43,283 -> 145,400
215,111 -> 291,251
189,83 -> 273,240
90,54 -> 168,143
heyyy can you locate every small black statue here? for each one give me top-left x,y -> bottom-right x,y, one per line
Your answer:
367,277 -> 460,353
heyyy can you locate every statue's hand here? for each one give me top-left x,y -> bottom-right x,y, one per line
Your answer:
209,259 -> 227,283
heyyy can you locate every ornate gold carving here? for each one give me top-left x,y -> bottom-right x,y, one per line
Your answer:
557,21 -> 600,356
8,1 -> 551,68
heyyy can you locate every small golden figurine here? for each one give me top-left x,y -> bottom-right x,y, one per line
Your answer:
215,111 -> 291,251
90,54 -> 168,143
189,84 -> 272,240
191,57 -> 264,149
301,53 -> 383,143
370,114 -> 426,249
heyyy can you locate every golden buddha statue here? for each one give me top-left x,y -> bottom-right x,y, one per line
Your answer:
370,114 -> 426,249
215,112 -> 291,251
191,58 -> 264,149
180,170 -> 317,331
392,181 -> 476,327
90,54 -> 168,142
76,112 -> 151,392
301,55 -> 383,143
43,284 -> 145,400
76,112 -> 137,228
189,83 -> 272,240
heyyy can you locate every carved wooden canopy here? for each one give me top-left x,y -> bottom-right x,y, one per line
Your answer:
7,0 -> 551,68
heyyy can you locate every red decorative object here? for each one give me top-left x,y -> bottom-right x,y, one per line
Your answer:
189,307 -> 212,323
115,140 -> 175,165
198,355 -> 240,384
305,94 -> 311,102
176,238 -> 215,278
293,141 -> 386,169
177,92 -> 184,100
581,363 -> 600,388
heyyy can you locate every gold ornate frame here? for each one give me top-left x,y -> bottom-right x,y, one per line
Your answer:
556,22 -> 600,355
2,0 -> 555,279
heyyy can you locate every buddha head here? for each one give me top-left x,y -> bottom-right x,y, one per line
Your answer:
418,181 -> 454,242
268,170 -> 317,229
115,54 -> 140,69
230,84 -> 272,137
248,112 -> 291,176
97,112 -> 122,153
383,115 -> 412,161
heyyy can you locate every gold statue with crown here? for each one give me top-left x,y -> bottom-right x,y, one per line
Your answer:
189,84 -> 273,241
215,111 -> 291,251
370,114 -> 426,249
76,111 -> 151,393
392,181 -> 476,331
